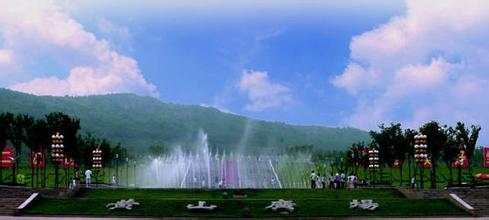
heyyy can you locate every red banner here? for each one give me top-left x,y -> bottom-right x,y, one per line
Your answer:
423,159 -> 432,168
452,149 -> 469,168
62,157 -> 76,168
29,150 -> 45,169
484,147 -> 489,168
1,147 -> 14,168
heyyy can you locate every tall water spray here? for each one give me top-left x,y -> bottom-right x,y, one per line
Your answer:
137,130 -> 319,188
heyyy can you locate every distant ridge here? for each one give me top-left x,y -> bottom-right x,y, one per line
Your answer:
0,89 -> 370,153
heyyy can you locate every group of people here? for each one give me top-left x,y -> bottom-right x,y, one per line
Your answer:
310,170 -> 359,189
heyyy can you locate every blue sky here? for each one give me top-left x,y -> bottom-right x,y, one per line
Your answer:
70,0 -> 404,126
1,0 -> 489,145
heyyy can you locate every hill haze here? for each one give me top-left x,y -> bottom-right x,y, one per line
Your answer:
0,89 -> 370,153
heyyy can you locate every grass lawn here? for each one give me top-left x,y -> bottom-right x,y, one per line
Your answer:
24,188 -> 470,217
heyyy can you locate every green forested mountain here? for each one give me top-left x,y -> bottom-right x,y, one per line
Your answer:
0,89 -> 370,153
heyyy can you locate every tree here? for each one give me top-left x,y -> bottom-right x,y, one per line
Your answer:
441,126 -> 459,183
10,114 -> 33,184
45,112 -> 80,187
455,122 -> 481,183
99,139 -> 113,167
0,112 -> 14,184
25,119 -> 50,187
45,112 -> 80,161
420,121 -> 446,189
346,142 -> 368,176
403,129 -> 416,184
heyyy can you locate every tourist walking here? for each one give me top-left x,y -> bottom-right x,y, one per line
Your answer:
310,170 -> 317,189
85,169 -> 92,188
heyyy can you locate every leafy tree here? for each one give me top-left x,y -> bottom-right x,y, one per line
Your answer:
10,114 -> 33,184
99,139 -> 113,167
404,129 -> 416,183
0,112 -> 14,184
369,123 -> 401,168
45,112 -> 81,162
420,121 -> 446,189
25,119 -> 50,187
441,126 -> 460,183
455,122 -> 481,183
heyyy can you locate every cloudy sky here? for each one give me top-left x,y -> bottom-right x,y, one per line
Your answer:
1,0 -> 488,145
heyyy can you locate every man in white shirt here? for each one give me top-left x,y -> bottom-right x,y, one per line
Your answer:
310,170 -> 317,189
85,169 -> 92,188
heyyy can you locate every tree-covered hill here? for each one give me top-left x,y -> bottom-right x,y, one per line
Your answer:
0,89 -> 370,153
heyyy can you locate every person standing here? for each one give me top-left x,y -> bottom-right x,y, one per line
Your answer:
112,175 -> 117,185
329,173 -> 335,189
316,173 -> 321,189
321,173 -> 326,189
85,169 -> 92,188
310,170 -> 317,189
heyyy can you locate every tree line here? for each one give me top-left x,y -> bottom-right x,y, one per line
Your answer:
0,112 -> 128,186
345,121 -> 481,188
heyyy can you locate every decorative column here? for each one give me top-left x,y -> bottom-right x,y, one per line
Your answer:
368,148 -> 379,184
92,148 -> 102,185
51,132 -> 64,188
414,133 -> 428,189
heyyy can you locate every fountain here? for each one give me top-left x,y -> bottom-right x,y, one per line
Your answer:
137,130 -> 323,188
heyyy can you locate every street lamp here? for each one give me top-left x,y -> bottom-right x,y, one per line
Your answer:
92,148 -> 102,186
126,157 -> 129,187
115,154 -> 119,185
133,160 -> 137,187
414,133 -> 428,189
51,132 -> 64,188
368,148 -> 379,184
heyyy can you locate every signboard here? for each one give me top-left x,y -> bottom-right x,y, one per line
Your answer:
1,147 -> 14,168
484,147 -> 489,168
29,150 -> 46,169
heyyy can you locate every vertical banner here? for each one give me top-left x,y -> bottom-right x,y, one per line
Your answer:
30,150 -> 46,169
452,149 -> 469,168
1,147 -> 14,168
484,147 -> 489,168
62,157 -> 76,169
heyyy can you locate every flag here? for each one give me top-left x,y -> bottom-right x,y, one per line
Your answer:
484,147 -> 489,168
1,147 -> 14,168
29,149 -> 45,168
452,149 -> 469,168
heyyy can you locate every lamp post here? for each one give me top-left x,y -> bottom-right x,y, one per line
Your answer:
368,148 -> 379,184
133,160 -> 137,188
92,148 -> 102,186
126,157 -> 129,187
51,132 -> 64,189
115,154 -> 119,185
414,133 -> 428,189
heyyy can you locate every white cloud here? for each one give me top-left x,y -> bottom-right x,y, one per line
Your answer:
332,0 -> 489,138
0,0 -> 157,97
0,49 -> 13,65
238,70 -> 293,112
